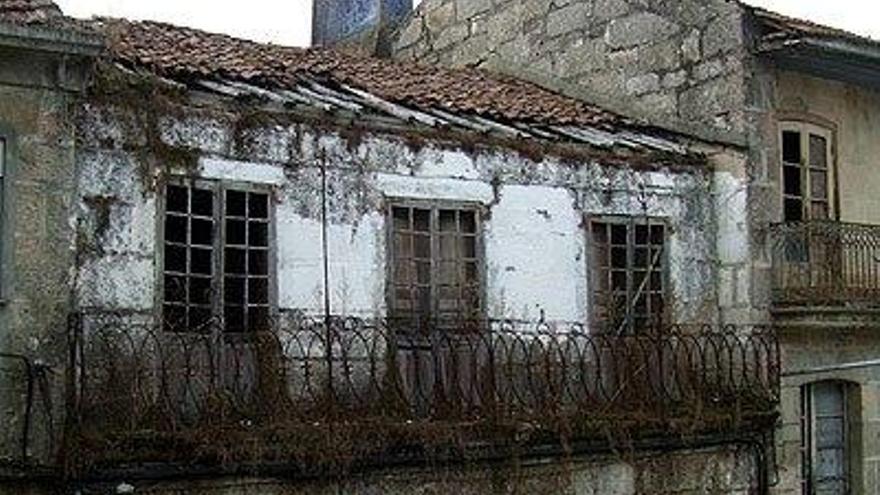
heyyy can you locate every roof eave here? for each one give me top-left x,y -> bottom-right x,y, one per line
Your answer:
758,36 -> 880,87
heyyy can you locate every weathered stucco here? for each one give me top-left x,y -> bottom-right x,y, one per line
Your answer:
0,34 -> 97,467
75,95 -> 725,327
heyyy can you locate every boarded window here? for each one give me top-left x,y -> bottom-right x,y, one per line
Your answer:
162,181 -> 272,333
781,124 -> 833,222
801,381 -> 855,495
590,218 -> 666,333
389,204 -> 481,325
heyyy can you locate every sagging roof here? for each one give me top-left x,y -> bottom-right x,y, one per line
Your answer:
0,2 -> 695,158
92,18 -> 626,130
84,17 -> 695,157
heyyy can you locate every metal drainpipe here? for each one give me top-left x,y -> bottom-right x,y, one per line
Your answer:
320,151 -> 334,401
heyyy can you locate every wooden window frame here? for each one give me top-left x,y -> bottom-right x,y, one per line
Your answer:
385,198 -> 485,326
158,178 -> 276,335
587,215 -> 670,334
780,121 -> 837,223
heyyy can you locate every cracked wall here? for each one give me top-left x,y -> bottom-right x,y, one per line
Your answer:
75,95 -> 726,328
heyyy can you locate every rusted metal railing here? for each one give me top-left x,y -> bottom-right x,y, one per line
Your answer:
770,221 -> 880,305
66,310 -> 779,472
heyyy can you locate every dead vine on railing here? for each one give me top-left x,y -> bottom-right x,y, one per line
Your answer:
64,310 -> 779,478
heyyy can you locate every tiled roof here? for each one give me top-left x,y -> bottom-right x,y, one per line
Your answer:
0,0 -> 61,25
88,18 -> 627,129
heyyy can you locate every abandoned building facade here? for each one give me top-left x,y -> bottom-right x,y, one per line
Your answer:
0,0 -> 872,494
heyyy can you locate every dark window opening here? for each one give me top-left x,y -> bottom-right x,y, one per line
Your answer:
162,182 -> 272,334
591,218 -> 666,334
781,127 -> 832,223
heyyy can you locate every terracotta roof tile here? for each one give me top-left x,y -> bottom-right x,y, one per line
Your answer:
87,18 -> 626,129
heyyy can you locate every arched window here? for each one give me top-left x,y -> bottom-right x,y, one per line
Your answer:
800,380 -> 857,494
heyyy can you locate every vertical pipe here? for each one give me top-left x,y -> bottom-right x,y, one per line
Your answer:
320,153 -> 334,400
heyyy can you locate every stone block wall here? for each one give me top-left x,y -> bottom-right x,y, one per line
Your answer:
393,0 -> 751,143
0,42 -> 94,467
773,326 -> 880,495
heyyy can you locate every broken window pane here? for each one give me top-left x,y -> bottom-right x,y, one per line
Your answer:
226,219 -> 246,245
249,278 -> 269,304
165,245 -> 187,273
784,166 -> 802,197
225,277 -> 245,304
165,215 -> 187,243
190,247 -> 212,275
192,188 -> 214,217
164,276 -> 186,303
783,130 -> 801,164
249,222 -> 269,247
191,218 -> 213,246
248,250 -> 268,275
163,183 -> 274,334
167,185 -> 189,213
189,277 -> 212,305
225,248 -> 246,275
784,198 -> 804,222
591,219 -> 666,334
226,190 -> 246,217
248,192 -> 269,219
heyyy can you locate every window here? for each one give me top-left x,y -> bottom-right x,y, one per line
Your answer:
388,203 -> 482,325
801,381 -> 856,495
781,123 -> 834,223
162,181 -> 272,333
590,218 -> 666,333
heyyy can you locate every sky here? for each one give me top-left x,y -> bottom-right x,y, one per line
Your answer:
54,0 -> 880,47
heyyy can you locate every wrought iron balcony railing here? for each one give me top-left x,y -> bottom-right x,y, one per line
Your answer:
66,310 -> 779,475
769,221 -> 880,305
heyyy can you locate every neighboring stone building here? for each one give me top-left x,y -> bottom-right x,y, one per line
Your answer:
349,1 -> 880,494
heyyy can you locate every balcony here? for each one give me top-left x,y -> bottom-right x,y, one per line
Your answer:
769,221 -> 880,306
65,311 -> 778,478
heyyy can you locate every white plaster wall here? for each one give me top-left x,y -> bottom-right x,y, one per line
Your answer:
485,185 -> 586,322
75,104 -> 724,329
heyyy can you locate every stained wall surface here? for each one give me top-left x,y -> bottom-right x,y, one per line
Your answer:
75,97 -> 722,328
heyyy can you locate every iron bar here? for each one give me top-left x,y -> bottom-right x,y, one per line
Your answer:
769,220 -> 880,305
